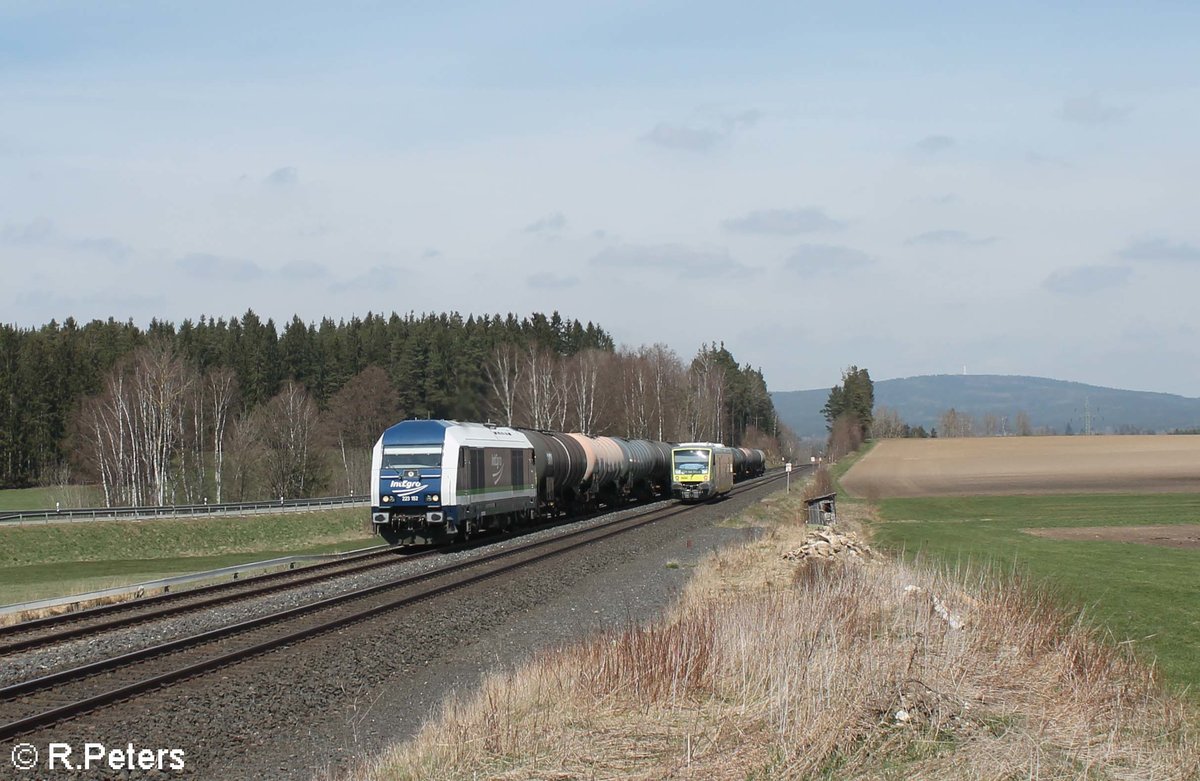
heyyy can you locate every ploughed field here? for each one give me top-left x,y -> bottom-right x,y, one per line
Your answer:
841,436 -> 1200,692
841,434 -> 1200,497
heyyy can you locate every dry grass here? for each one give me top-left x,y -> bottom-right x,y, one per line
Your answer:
351,493 -> 1199,780
802,465 -> 834,501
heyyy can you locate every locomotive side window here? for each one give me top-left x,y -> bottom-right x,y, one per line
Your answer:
472,447 -> 485,488
510,448 -> 523,487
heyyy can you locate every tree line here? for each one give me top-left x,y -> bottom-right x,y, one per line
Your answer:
0,311 -> 784,505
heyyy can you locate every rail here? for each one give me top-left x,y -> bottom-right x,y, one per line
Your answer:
0,494 -> 368,525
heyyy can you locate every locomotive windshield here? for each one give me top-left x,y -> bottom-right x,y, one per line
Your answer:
381,446 -> 443,470
673,449 -> 710,473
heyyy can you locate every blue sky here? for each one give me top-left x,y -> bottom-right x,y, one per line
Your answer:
2,2 -> 1198,395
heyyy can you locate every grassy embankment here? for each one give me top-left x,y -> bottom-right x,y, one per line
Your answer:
0,485 -> 104,512
352,459 -> 1198,780
0,509 -> 377,606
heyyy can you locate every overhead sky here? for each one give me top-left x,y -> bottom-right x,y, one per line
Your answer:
2,2 -> 1198,395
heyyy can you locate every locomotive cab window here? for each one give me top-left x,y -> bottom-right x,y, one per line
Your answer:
381,446 -> 443,469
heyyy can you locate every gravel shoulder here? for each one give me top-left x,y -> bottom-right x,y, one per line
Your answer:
9,482 -> 782,781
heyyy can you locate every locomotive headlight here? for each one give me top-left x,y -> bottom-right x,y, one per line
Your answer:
429,494 -> 440,503
381,495 -> 392,504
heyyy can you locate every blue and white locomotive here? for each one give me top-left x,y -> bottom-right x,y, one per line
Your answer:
371,420 -> 538,544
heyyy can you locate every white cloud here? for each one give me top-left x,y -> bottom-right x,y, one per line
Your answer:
525,212 -> 567,234
264,166 -> 299,186
723,208 -> 843,235
591,244 -> 750,277
328,264 -> 403,293
527,273 -> 578,289
280,260 -> 328,279
1043,265 -> 1132,294
643,123 -> 723,152
784,244 -> 873,275
1060,94 -> 1132,124
905,230 -> 996,247
643,108 -> 762,152
1118,237 -> 1200,263
177,253 -> 263,280
914,135 -> 955,154
1,217 -> 132,261
1,217 -> 56,244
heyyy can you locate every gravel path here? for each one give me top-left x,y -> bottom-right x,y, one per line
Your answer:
6,481 -> 783,781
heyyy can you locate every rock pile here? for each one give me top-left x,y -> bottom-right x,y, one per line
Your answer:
782,526 -> 872,561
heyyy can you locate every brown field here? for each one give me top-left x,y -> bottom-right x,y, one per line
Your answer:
1026,523 -> 1200,548
841,435 -> 1200,498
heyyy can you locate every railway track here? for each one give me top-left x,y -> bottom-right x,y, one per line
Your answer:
0,545 -> 428,656
0,495 -> 689,656
0,469 -> 792,741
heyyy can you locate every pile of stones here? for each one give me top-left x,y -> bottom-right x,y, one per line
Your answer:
782,526 -> 872,561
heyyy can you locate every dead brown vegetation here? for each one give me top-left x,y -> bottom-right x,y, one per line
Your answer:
350,494 -> 1198,780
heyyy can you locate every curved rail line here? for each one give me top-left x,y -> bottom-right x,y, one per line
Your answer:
0,468 -> 797,741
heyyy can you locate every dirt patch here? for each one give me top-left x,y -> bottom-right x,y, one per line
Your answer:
842,435 -> 1200,498
1025,523 -> 1200,548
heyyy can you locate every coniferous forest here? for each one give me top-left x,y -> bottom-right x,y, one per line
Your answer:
0,310 -> 783,505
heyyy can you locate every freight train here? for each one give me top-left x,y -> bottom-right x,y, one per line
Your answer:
370,419 -> 766,545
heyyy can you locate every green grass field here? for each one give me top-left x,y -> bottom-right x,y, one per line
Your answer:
867,492 -> 1200,694
0,508 -> 378,605
0,485 -> 104,512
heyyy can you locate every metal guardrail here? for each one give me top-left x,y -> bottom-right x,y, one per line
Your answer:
0,494 -> 368,525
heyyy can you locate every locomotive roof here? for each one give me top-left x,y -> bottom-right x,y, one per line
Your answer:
380,419 -> 455,445
380,419 -> 530,447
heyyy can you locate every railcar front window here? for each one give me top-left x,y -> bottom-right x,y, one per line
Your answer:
382,448 -> 443,469
673,451 -> 710,472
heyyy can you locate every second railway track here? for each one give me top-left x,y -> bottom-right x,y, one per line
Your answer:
0,544 -> 430,656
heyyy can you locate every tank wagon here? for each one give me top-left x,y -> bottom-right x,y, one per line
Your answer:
371,420 -> 675,544
734,447 -> 767,480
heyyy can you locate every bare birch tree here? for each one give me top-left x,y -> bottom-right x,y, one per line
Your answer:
618,348 -> 651,439
484,343 -> 521,426
520,344 -> 561,429
256,380 -> 323,499
686,349 -> 726,442
75,344 -> 198,507
871,406 -> 907,438
205,367 -> 238,503
565,348 -> 606,435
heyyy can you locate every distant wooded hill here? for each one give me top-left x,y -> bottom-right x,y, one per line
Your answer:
772,375 -> 1200,438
